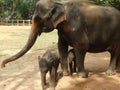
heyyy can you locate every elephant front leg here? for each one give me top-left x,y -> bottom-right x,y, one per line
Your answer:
75,49 -> 88,78
58,38 -> 69,76
49,66 -> 58,90
41,72 -> 47,90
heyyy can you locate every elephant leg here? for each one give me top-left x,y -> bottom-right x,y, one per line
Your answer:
58,38 -> 69,76
41,72 -> 47,90
106,52 -> 118,75
73,59 -> 77,73
69,62 -> 73,75
116,56 -> 120,70
54,60 -> 60,81
57,64 -> 63,80
49,66 -> 57,90
75,49 -> 88,78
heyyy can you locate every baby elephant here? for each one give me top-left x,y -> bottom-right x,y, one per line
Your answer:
38,49 -> 60,90
68,49 -> 76,75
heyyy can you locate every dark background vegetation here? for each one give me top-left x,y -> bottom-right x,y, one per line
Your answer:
0,0 -> 120,20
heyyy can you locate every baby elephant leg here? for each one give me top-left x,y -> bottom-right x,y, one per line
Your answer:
68,49 -> 76,75
69,61 -> 73,75
41,72 -> 47,90
49,67 -> 57,90
49,61 -> 59,90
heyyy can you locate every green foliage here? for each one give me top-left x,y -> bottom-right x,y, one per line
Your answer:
92,0 -> 120,10
0,0 -> 120,20
0,0 -> 36,20
16,0 -> 36,19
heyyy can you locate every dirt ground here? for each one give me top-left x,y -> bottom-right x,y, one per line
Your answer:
0,26 -> 120,90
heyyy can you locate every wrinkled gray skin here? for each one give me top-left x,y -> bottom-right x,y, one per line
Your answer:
2,0 -> 120,78
38,49 -> 60,90
68,49 -> 76,75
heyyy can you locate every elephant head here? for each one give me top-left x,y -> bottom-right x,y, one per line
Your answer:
1,0 -> 66,67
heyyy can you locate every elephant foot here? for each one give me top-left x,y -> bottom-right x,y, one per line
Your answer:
78,71 -> 88,78
105,69 -> 116,76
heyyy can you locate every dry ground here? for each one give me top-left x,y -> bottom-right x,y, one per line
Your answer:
0,26 -> 120,90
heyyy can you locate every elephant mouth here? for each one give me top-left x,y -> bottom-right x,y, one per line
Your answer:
42,27 -> 54,32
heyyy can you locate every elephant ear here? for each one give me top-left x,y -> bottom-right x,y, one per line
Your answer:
52,4 -> 67,28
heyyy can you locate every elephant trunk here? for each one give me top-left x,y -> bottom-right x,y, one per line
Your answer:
1,17 -> 40,68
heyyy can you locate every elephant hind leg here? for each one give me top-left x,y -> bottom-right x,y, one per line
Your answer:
106,51 -> 119,76
116,56 -> 120,72
75,49 -> 88,78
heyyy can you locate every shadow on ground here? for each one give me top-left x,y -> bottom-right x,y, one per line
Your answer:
0,50 -> 120,90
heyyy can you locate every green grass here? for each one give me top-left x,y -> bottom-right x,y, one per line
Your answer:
0,26 -> 58,57
33,30 -> 58,50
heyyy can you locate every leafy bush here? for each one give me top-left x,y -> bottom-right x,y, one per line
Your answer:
92,0 -> 120,10
0,0 -> 36,20
0,0 -> 120,20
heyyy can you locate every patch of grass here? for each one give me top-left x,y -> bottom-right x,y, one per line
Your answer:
0,26 -> 58,57
33,30 -> 58,50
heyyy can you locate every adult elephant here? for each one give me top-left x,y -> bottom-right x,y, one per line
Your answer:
1,0 -> 120,78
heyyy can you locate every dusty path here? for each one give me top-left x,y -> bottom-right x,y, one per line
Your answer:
0,50 -> 120,90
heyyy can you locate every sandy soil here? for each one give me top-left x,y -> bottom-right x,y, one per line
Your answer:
0,26 -> 120,90
0,50 -> 120,90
